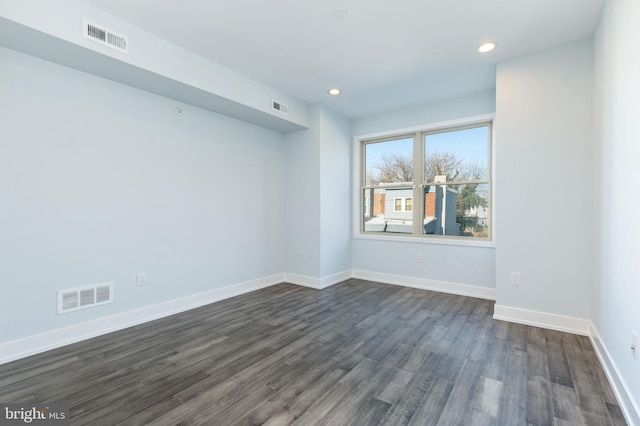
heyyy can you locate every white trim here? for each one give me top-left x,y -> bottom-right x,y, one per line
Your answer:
589,323 -> 640,426
283,273 -> 319,288
3,269 -> 638,426
355,113 -> 496,141
393,197 -> 412,212
352,113 -> 497,247
0,273 -> 284,365
284,270 -> 351,290
351,269 -> 496,300
492,306 -> 639,424
493,305 -> 591,335
353,233 -> 496,248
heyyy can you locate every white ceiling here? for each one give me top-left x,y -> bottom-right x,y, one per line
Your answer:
80,0 -> 604,119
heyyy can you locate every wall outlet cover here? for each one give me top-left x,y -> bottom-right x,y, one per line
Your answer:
136,272 -> 146,286
510,272 -> 521,286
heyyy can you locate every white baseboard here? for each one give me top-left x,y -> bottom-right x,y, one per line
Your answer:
283,270 -> 351,290
2,268 -> 637,425
5,268 -> 481,365
589,323 -> 640,426
492,307 -> 639,424
493,304 -> 591,336
0,273 -> 285,365
351,269 -> 496,300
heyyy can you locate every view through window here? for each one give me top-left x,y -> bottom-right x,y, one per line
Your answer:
361,122 -> 491,240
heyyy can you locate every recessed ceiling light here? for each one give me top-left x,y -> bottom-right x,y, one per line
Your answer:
328,88 -> 342,96
332,8 -> 349,21
477,42 -> 497,53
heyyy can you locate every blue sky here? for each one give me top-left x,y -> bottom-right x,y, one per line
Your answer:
365,125 -> 489,179
426,126 -> 488,166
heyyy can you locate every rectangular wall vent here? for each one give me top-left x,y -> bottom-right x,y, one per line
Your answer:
272,100 -> 289,115
83,19 -> 128,53
58,282 -> 113,314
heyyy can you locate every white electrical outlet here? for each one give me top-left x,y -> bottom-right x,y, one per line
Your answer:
632,331 -> 638,360
510,272 -> 521,286
416,253 -> 423,263
136,272 -> 146,286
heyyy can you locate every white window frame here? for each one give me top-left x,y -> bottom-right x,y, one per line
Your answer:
393,197 -> 412,212
405,197 -> 413,212
352,113 -> 496,248
393,198 -> 403,212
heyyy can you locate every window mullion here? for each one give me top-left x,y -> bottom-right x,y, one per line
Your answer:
360,141 -> 367,233
412,132 -> 424,236
359,119 -> 492,241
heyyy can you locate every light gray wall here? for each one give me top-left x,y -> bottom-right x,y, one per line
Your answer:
0,47 -> 286,342
593,0 -> 640,409
352,90 -> 496,136
319,106 -> 352,278
0,0 -> 309,130
285,105 -> 352,279
284,110 -> 322,277
351,92 -> 496,288
494,40 -> 593,319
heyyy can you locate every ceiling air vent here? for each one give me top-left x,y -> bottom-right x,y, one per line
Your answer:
58,282 -> 113,314
83,19 -> 128,53
272,100 -> 289,115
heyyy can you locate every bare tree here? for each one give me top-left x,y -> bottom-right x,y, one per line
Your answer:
424,151 -> 463,181
365,171 -> 378,186
372,152 -> 414,184
369,151 -> 486,184
460,160 -> 487,181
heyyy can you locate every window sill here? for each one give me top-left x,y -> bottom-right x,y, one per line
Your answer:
353,233 -> 496,248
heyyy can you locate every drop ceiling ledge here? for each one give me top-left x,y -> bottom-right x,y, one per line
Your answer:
0,16 -> 309,134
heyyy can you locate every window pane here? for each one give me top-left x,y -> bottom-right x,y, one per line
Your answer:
363,188 -> 386,231
405,198 -> 412,212
423,183 -> 489,238
424,125 -> 489,183
394,198 -> 402,211
363,187 -> 412,234
365,137 -> 414,185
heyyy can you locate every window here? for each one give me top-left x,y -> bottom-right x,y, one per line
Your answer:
360,120 -> 492,241
394,197 -> 412,212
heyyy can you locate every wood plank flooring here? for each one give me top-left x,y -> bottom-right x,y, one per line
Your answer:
0,279 -> 627,425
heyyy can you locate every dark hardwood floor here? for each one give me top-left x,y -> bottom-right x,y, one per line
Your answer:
0,280 -> 627,425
